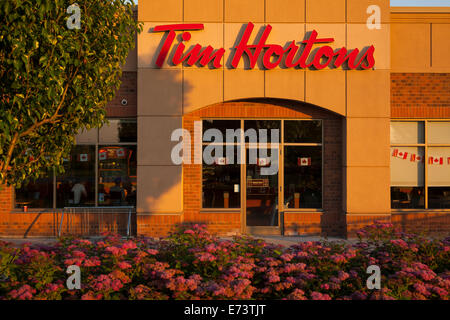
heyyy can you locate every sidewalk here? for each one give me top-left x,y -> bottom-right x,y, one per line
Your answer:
244,235 -> 356,246
0,238 -> 58,247
0,235 -> 357,248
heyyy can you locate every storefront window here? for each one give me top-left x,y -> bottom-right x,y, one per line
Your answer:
56,146 -> 96,207
14,118 -> 137,209
390,121 -> 424,144
284,120 -> 322,143
98,145 -> 137,206
428,122 -> 450,144
201,119 -> 324,210
203,119 -> 241,137
15,171 -> 53,209
99,119 -> 137,143
284,146 -> 322,209
283,120 -> 323,209
427,146 -> 450,209
202,146 -> 241,209
390,121 -> 450,209
390,146 -> 425,209
244,120 -> 281,143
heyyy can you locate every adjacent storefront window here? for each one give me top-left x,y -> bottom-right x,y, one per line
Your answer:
390,121 -> 450,209
15,119 -> 137,209
15,170 -> 53,209
56,146 -> 96,207
98,145 -> 137,206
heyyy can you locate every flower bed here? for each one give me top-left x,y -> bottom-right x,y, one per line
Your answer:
0,223 -> 449,300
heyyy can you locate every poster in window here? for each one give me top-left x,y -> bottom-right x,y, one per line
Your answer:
78,154 -> 89,162
297,157 -> 311,166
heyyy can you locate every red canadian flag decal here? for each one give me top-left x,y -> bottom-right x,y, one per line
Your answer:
116,148 -> 125,158
298,157 -> 312,166
214,157 -> 228,165
410,154 -> 424,163
78,154 -> 89,162
392,149 -> 408,160
257,158 -> 270,167
99,150 -> 107,161
429,156 -> 444,165
152,23 -> 375,70
393,149 -> 449,165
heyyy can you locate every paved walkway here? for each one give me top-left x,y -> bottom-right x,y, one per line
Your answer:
241,235 -> 356,246
0,238 -> 58,247
0,235 -> 356,248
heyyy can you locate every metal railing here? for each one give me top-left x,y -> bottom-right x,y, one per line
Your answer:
58,207 -> 135,238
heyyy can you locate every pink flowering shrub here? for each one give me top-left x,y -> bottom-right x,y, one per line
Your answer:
0,222 -> 448,300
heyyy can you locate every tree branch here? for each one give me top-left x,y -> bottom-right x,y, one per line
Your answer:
19,67 -> 78,139
0,132 -> 19,182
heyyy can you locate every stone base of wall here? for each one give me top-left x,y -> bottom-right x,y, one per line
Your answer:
283,212 -> 345,237
0,212 -> 61,238
3,190 -> 450,239
1,211 -> 449,239
0,208 -> 136,238
346,214 -> 392,239
391,212 -> 450,238
136,214 -> 182,238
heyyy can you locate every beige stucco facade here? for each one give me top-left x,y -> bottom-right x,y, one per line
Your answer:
133,0 -> 450,236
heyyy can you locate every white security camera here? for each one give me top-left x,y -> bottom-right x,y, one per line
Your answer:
121,99 -> 128,106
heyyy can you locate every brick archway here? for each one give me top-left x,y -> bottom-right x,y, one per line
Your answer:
183,99 -> 346,237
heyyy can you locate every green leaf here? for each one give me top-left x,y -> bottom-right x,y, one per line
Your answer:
0,0 -> 142,187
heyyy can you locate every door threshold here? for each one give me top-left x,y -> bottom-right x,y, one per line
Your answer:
245,226 -> 281,236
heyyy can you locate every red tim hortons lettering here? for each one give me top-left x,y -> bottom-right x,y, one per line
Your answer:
152,24 -> 204,67
152,23 -> 375,70
231,22 -> 271,69
333,46 -> 376,69
172,32 -> 225,68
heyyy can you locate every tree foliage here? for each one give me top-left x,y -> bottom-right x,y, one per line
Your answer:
0,0 -> 142,187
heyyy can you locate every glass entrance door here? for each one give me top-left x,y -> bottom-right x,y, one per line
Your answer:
245,147 -> 280,232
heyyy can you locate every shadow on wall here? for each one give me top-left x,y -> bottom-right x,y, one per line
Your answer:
347,213 -> 450,239
138,42 -> 193,214
391,212 -> 450,238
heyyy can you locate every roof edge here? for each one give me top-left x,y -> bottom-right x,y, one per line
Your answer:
391,6 -> 450,14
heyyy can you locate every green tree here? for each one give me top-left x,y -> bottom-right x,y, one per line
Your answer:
0,0 -> 142,187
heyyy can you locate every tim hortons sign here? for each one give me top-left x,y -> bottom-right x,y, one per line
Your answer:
153,22 -> 375,70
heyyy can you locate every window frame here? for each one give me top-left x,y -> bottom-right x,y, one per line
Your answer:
200,118 -> 324,211
390,119 -> 450,210
14,118 -> 137,210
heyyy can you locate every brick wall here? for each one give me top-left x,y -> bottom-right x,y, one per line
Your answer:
137,214 -> 182,238
183,99 -> 345,237
105,71 -> 137,118
0,200 -> 135,238
392,212 -> 450,238
391,73 -> 450,118
346,215 -> 392,238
